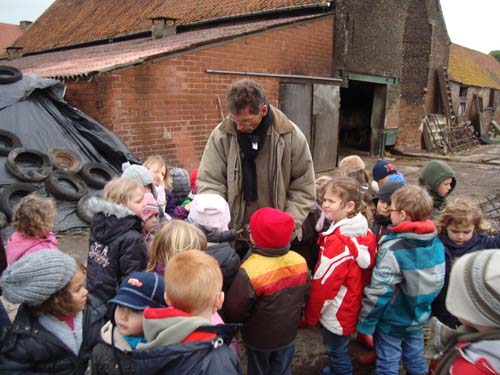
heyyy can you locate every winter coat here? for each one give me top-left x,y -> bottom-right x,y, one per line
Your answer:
432,232 -> 500,328
224,245 -> 310,349
6,231 -> 58,265
91,321 -> 134,375
197,105 -> 316,239
435,329 -> 500,375
205,229 -> 240,292
357,220 -> 445,338
86,197 -> 148,303
304,213 -> 377,336
133,307 -> 241,374
371,214 -> 392,242
418,160 -> 456,216
0,295 -> 106,375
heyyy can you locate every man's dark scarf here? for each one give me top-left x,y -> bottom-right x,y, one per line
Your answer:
235,106 -> 273,203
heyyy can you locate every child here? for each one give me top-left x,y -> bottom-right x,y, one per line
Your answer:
224,207 -> 310,375
372,159 -> 405,190
142,192 -> 160,252
146,219 -> 207,276
432,199 -> 500,328
188,193 -> 240,293
304,176 -> 377,375
91,272 -> 166,375
432,250 -> 500,374
0,249 -> 106,374
134,250 -> 241,374
357,184 -> 446,375
371,181 -> 405,241
169,167 -> 193,219
144,155 -> 175,219
338,155 -> 370,185
418,159 -> 456,217
86,177 -> 148,303
6,193 -> 58,265
190,168 -> 199,194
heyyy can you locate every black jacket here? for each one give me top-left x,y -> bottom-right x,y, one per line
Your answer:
205,229 -> 240,292
86,197 -> 148,303
0,295 -> 106,375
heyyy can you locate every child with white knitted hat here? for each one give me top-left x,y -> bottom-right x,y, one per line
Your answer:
0,249 -> 106,374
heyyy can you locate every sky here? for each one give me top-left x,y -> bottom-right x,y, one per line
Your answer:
0,0 -> 498,54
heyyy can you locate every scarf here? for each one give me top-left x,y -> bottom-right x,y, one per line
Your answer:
235,106 -> 273,203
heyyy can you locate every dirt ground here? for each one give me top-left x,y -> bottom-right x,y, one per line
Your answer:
3,143 -> 500,374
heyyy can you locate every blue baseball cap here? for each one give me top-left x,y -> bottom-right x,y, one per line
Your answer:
108,272 -> 166,311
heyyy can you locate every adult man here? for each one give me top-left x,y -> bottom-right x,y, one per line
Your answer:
197,79 -> 316,255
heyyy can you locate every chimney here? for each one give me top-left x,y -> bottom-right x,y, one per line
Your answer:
19,21 -> 33,32
149,17 -> 177,39
6,46 -> 23,60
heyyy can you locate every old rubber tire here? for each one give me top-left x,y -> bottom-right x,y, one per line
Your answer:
0,130 -> 22,156
45,170 -> 88,201
77,193 -> 103,223
50,148 -> 82,173
80,162 -> 116,189
6,148 -> 54,182
0,65 -> 22,84
0,183 -> 38,221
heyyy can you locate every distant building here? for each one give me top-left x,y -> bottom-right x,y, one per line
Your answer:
0,21 -> 32,54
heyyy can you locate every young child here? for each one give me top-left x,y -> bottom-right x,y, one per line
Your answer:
6,194 -> 58,265
338,155 -> 370,185
142,192 -> 160,252
372,159 -> 405,190
371,181 -> 405,241
144,155 -> 175,220
134,250 -> 241,374
224,207 -> 310,375
91,271 -> 166,375
304,176 -> 377,375
357,184 -> 446,375
169,167 -> 193,219
86,177 -> 148,303
418,159 -> 456,217
146,219 -> 207,276
0,249 -> 106,374
432,249 -> 500,374
432,199 -> 500,328
188,193 -> 240,292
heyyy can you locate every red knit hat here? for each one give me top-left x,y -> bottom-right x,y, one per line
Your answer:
250,207 -> 295,249
190,168 -> 198,193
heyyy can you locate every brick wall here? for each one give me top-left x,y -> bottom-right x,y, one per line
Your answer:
65,15 -> 334,170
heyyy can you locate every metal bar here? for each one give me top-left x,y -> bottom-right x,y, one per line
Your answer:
206,69 -> 342,83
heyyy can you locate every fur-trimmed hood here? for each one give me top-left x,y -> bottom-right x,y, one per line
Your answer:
87,196 -> 136,219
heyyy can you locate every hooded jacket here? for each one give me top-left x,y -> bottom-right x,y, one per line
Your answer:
0,295 -> 106,375
357,220 -> 445,337
197,105 -> 316,239
432,232 -> 500,328
205,229 -> 240,293
224,244 -> 310,349
418,160 -> 456,216
133,307 -> 241,374
6,231 -> 58,265
86,197 -> 148,303
304,212 -> 377,335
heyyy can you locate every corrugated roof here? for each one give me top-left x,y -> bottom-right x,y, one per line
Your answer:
3,15 -> 323,79
0,23 -> 22,51
448,43 -> 500,90
13,0 -> 329,54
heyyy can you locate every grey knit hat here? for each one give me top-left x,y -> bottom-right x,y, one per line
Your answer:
446,249 -> 500,328
121,163 -> 153,187
1,249 -> 77,306
170,167 -> 191,205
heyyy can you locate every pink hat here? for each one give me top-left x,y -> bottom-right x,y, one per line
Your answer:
188,193 -> 230,231
142,192 -> 159,221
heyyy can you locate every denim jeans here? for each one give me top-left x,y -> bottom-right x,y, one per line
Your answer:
374,329 -> 428,375
320,325 -> 352,375
246,341 -> 295,375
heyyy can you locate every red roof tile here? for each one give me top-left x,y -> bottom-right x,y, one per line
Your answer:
13,0 -> 329,54
448,44 -> 500,90
0,23 -> 22,51
4,15 -> 324,79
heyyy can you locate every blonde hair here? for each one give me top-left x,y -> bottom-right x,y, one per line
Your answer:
12,194 -> 56,238
321,175 -> 362,217
391,184 -> 433,221
104,177 -> 143,206
436,198 -> 491,234
165,250 -> 222,315
144,155 -> 171,189
147,220 -> 207,271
